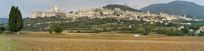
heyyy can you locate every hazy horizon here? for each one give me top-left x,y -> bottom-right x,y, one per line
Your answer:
0,0 -> 204,18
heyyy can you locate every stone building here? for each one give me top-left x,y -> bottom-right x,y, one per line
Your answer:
196,26 -> 204,35
65,7 -> 177,23
30,5 -> 65,18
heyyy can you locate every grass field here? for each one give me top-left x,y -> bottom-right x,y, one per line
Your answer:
1,32 -> 204,51
0,34 -> 23,51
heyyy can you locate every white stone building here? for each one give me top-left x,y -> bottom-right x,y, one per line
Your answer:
196,26 -> 204,35
30,5 -> 65,18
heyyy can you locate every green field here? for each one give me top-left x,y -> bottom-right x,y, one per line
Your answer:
0,34 -> 18,51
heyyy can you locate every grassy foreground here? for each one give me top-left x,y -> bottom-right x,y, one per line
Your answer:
0,34 -> 26,51
1,31 -> 204,51
0,34 -> 17,51
6,33 -> 204,51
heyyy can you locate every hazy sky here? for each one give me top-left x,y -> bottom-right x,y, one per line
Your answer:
0,0 -> 204,18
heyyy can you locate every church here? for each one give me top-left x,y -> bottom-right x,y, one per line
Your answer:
30,5 -> 65,18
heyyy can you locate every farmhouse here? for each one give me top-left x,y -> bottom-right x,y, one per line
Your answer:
196,26 -> 204,35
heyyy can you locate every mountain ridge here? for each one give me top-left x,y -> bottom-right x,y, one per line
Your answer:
140,1 -> 204,19
0,18 -> 8,24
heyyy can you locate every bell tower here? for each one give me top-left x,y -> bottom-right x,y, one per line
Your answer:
54,4 -> 59,12
147,10 -> 150,15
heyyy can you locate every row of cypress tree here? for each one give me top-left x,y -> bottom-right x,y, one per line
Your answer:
9,6 -> 23,34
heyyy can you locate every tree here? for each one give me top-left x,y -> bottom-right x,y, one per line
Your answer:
54,26 -> 64,34
189,25 -> 200,30
144,25 -> 154,32
49,29 -> 53,34
8,6 -> 23,34
198,31 -> 204,36
188,31 -> 195,36
16,7 -> 24,32
142,31 -> 149,35
103,28 -> 108,32
100,11 -> 103,16
181,28 -> 189,34
9,6 -> 16,32
167,23 -> 174,27
0,27 -> 5,34
69,11 -> 73,13
156,29 -> 167,34
113,27 -> 118,30
167,30 -> 184,36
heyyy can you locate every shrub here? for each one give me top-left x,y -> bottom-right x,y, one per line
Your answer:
142,31 -> 150,35
93,30 -> 100,33
131,28 -> 145,33
181,28 -> 189,34
189,25 -> 201,30
132,30 -> 144,33
198,31 -> 204,36
103,28 -> 108,32
70,31 -> 73,33
54,26 -> 64,34
167,30 -> 184,36
0,27 -> 5,34
188,31 -> 195,36
77,31 -> 81,33
156,29 -> 167,34
167,23 -> 176,27
49,29 -> 53,34
113,27 -> 118,30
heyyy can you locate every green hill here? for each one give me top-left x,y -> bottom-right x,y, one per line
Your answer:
103,4 -> 140,12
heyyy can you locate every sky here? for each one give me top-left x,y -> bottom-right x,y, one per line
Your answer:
0,0 -> 204,18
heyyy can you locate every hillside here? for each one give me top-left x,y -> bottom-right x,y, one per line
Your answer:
140,1 -> 204,19
23,17 -> 120,31
103,4 -> 141,12
23,17 -> 157,33
22,16 -> 203,36
0,18 -> 8,24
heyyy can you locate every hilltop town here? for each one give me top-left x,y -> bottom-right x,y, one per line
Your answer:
30,4 -> 198,23
25,4 -> 204,35
2,0 -> 204,51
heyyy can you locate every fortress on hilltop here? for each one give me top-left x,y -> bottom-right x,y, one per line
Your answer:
30,5 -> 65,18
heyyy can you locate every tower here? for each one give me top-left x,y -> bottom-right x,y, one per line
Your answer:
160,12 -> 163,15
54,4 -> 59,12
147,10 -> 150,15
184,14 -> 186,18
